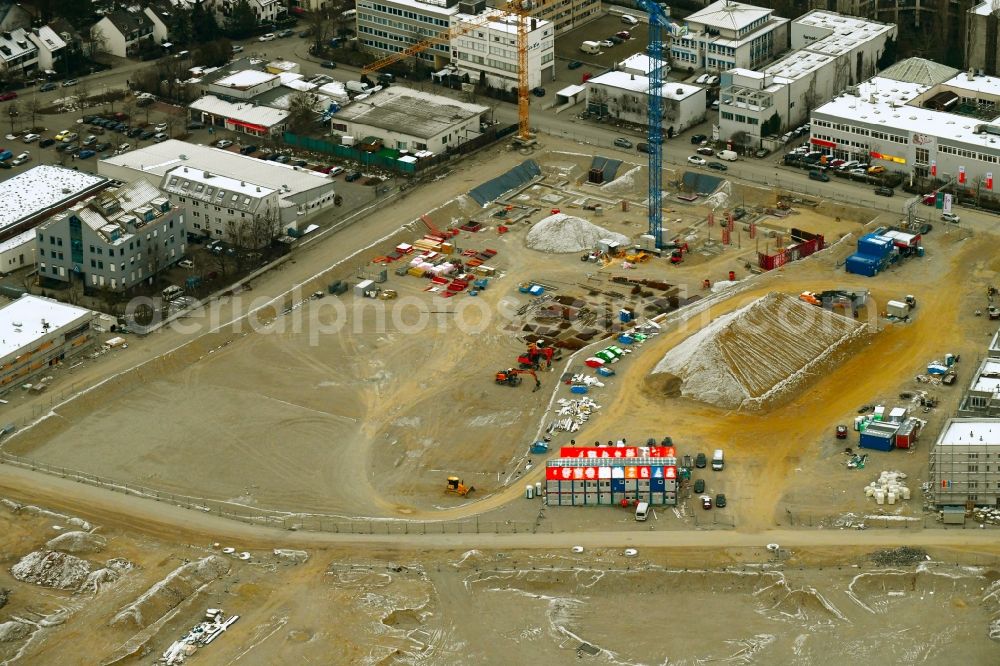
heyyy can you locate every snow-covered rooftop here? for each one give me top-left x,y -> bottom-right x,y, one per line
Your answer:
939,418 -> 1000,446
28,25 -> 67,53
686,0 -> 772,31
0,228 -> 35,254
189,95 -> 289,128
589,71 -> 704,100
941,72 -> 1000,97
0,166 -> 107,233
971,0 -> 998,16
813,77 -> 1000,147
331,87 -> 487,139
793,11 -> 895,56
0,295 -> 93,361
213,69 -> 277,90
972,359 -> 1000,394
619,53 -> 669,76
453,11 -> 549,35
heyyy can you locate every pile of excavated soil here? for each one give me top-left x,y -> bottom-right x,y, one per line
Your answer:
649,292 -> 870,410
526,213 -> 629,253
10,550 -> 91,590
46,531 -> 106,554
111,555 -> 230,629
0,620 -> 31,643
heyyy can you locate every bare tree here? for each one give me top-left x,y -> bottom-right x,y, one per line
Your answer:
87,26 -> 110,59
6,101 -> 18,134
76,79 -> 90,109
25,96 -> 41,130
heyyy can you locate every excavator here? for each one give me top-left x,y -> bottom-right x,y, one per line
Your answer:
446,476 -> 475,496
495,368 -> 541,391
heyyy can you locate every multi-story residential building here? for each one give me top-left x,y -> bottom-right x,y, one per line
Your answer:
26,26 -> 67,71
967,0 -> 998,77
719,10 -> 895,144
36,179 -> 186,293
452,10 -> 554,90
502,0 -> 600,34
160,165 -> 280,246
357,0 -> 456,70
670,0 -> 790,73
930,417 -> 1000,507
585,72 -> 706,134
809,65 -> 1000,183
91,9 -> 157,58
0,27 -> 38,77
0,295 -> 96,389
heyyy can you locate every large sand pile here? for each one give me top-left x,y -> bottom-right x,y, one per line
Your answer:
526,213 -> 629,253
649,292 -> 869,410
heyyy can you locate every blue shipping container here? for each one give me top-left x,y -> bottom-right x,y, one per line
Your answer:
846,254 -> 879,277
859,431 -> 895,451
611,478 -> 626,491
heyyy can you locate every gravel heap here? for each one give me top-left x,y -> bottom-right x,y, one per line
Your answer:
10,550 -> 92,590
870,546 -> 928,567
0,620 -> 31,643
526,213 -> 629,253
0,588 -> 8,609
46,530 -> 107,554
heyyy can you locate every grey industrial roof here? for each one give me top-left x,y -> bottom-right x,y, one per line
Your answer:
879,57 -> 960,87
103,8 -> 154,35
332,88 -> 487,140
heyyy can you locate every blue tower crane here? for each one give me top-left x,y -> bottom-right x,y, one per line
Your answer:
635,1 -> 670,249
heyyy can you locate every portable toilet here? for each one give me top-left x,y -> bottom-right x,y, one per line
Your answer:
873,406 -> 885,421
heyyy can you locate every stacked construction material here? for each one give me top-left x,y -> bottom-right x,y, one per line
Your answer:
864,470 -> 911,505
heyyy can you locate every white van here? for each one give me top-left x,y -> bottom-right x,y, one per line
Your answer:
621,14 -> 639,25
712,449 -> 724,471
635,502 -> 650,521
717,150 -> 738,161
161,285 -> 184,301
580,40 -> 601,54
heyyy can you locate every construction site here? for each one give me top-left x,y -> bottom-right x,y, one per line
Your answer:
0,126 -> 998,660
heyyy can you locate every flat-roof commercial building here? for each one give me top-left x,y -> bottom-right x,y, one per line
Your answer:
206,69 -> 282,101
189,95 -> 289,138
452,11 -> 554,90
671,0 -> 790,73
585,72 -> 706,134
330,87 -> 488,151
958,358 -> 1000,418
36,179 -> 185,293
98,140 -> 337,235
0,295 -> 96,389
809,66 -> 1000,183
719,10 -> 895,144
930,418 -> 1000,507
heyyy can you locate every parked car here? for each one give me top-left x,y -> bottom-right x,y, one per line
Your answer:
621,13 -> 638,25
153,132 -> 168,142
39,82 -> 57,92
604,37 -> 621,46
62,78 -> 78,87
614,137 -> 633,148
81,135 -> 97,146
715,493 -> 727,508
39,137 -> 54,148
705,75 -> 719,85
10,152 -> 29,165
187,121 -> 205,130
154,122 -> 168,133
0,91 -> 17,101
695,74 -> 710,84
836,424 -> 848,439
274,154 -> 291,163
874,186 -> 894,197
690,133 -> 707,144
0,160 -> 9,169
708,162 -> 728,171
136,96 -> 155,107
693,479 -> 705,493
345,170 -> 363,182
568,60 -> 583,69
54,129 -> 72,141
61,142 -> 79,154
21,133 -> 39,143
868,165 -> 886,174
829,158 -> 846,167
695,452 -> 707,468
239,144 -> 257,155
696,146 -> 714,156
94,142 -> 111,151
687,155 -> 707,166
277,29 -> 293,38
321,60 -> 338,69
178,259 -> 195,269
77,149 -> 95,159
942,212 -> 960,223
754,148 -> 768,158
117,142 -> 131,151
216,139 -> 233,148
232,44 -> 244,53
636,142 -> 649,153
711,99 -> 720,110
259,33 -> 276,42
809,170 -> 830,182
615,30 -> 631,39
531,86 -> 546,97
139,130 -> 155,140
328,166 -> 345,176
701,495 -> 713,510
88,126 -> 105,135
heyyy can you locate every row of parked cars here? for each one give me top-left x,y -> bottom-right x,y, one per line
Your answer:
211,138 -> 363,181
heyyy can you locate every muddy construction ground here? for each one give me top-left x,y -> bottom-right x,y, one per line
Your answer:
1,139 -> 998,539
1,497 -> 999,665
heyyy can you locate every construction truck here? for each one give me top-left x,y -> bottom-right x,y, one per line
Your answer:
446,476 -> 474,496
496,368 -> 541,391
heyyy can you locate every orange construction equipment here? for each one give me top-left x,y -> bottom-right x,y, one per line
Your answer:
799,291 -> 821,306
496,368 -> 541,391
446,476 -> 475,496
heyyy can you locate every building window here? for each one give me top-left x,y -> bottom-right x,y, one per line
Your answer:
969,464 -> 979,472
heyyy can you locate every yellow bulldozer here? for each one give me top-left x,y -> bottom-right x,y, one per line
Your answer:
446,476 -> 475,496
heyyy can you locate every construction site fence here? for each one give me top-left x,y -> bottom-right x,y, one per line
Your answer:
780,508 -> 1000,530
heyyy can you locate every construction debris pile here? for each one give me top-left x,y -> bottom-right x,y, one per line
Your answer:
160,608 -> 240,665
650,292 -> 870,410
547,396 -> 600,433
864,470 -> 912,505
10,550 -> 92,590
870,546 -> 929,567
526,213 -> 629,253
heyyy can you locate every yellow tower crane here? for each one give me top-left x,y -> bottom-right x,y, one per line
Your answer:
360,1 -> 534,147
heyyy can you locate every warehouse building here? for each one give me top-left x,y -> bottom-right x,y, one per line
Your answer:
671,0 -> 790,73
35,179 -> 185,293
188,95 -> 289,138
958,358 -> 1000,418
98,141 -> 337,236
930,418 -> 1000,507
809,63 -> 1000,184
0,295 -> 96,389
204,69 -> 282,101
330,87 -> 488,152
545,445 -> 679,506
719,10 -> 895,143
585,71 -> 706,133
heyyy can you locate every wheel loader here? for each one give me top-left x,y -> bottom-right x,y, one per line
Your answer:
446,476 -> 474,496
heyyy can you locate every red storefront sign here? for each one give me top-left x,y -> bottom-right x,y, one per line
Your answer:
810,137 -> 836,148
229,119 -> 267,133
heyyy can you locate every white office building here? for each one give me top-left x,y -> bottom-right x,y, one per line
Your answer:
719,11 -> 895,144
810,65 -> 1000,184
356,0 -> 456,69
452,11 -> 554,90
585,71 -> 706,134
670,0 -> 789,73
931,418 -> 1000,507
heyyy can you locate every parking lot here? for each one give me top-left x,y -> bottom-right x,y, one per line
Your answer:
554,15 -> 651,72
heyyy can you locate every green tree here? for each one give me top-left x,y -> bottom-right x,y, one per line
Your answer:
192,0 -> 221,43
287,91 -> 319,134
167,5 -> 194,45
225,0 -> 259,38
194,39 -> 233,67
